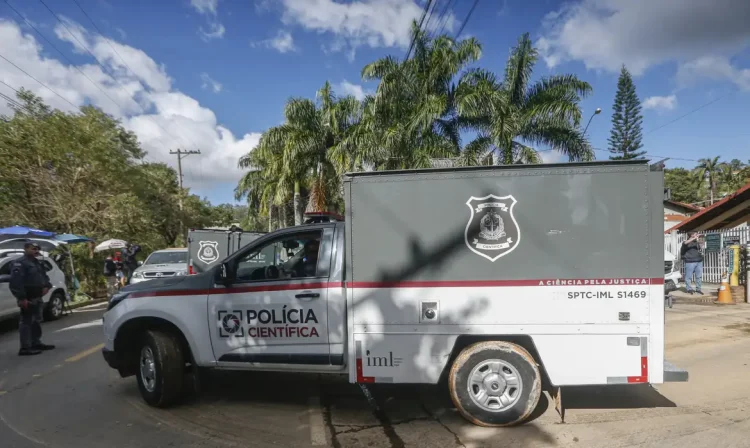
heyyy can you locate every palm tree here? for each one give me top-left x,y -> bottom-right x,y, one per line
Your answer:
695,156 -> 721,205
718,159 -> 748,194
236,82 -> 362,224
456,33 -> 594,165
357,21 -> 482,169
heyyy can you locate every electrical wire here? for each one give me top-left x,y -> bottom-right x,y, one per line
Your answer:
0,53 -> 81,112
37,0 -> 200,153
644,92 -> 732,136
3,1 -> 133,119
404,0 -> 433,60
453,0 -> 480,40
436,0 -> 457,37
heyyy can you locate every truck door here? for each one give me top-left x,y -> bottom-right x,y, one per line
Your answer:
208,226 -> 335,366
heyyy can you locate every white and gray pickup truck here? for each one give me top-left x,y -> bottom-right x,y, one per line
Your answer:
102,160 -> 688,427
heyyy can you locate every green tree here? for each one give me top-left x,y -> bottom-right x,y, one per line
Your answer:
664,168 -> 702,204
694,156 -> 721,205
236,82 -> 361,222
357,21 -> 482,169
608,66 -> 644,160
718,159 -> 748,194
456,33 -> 594,165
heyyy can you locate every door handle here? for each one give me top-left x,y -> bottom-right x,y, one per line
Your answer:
295,292 -> 320,299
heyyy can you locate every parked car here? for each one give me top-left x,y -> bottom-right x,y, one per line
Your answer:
0,251 -> 69,321
130,248 -> 188,284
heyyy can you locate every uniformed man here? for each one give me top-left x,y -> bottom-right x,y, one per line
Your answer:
9,241 -> 56,356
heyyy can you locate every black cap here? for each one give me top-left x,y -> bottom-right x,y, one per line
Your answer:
24,241 -> 40,249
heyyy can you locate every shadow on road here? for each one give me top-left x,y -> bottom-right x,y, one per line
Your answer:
562,384 -> 676,409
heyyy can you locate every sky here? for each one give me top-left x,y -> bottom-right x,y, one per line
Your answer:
1,0 -> 749,206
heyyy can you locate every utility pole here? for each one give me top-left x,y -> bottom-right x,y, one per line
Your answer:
170,149 -> 201,243
169,149 -> 201,210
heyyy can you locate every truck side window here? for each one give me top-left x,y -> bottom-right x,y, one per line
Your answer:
235,231 -> 323,282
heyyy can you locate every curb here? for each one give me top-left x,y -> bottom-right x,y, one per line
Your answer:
66,298 -> 108,310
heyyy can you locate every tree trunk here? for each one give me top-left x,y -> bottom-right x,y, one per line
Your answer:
268,197 -> 274,232
294,181 -> 302,225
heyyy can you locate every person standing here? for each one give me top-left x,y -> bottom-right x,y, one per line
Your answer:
103,255 -> 118,296
123,243 -> 141,284
9,241 -> 56,356
680,232 -> 704,295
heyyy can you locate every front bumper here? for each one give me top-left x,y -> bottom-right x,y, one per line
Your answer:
102,347 -> 123,370
102,347 -> 135,377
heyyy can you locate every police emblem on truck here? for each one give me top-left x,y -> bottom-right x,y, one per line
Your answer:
198,240 -> 220,264
465,194 -> 520,261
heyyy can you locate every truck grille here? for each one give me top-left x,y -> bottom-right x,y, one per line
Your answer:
664,261 -> 673,274
144,271 -> 175,277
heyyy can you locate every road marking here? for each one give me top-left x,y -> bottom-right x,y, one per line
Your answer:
0,411 -> 48,445
65,343 -> 105,363
55,319 -> 103,332
308,395 -> 327,446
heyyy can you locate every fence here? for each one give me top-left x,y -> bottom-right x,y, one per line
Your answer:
665,227 -> 749,284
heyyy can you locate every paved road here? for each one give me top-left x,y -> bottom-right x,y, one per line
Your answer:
1,302 -> 750,448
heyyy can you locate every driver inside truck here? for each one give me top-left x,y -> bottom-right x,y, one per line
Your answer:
295,238 -> 320,277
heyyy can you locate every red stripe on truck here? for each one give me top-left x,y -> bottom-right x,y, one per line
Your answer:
350,278 -> 664,288
127,278 -> 663,299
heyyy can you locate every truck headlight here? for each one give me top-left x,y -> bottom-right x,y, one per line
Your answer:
176,270 -> 187,276
132,271 -> 143,278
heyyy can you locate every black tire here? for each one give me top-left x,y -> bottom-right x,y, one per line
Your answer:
449,341 -> 541,427
44,292 -> 64,321
136,330 -> 185,408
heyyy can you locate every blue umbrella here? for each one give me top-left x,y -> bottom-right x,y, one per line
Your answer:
55,233 -> 93,244
0,225 -> 55,237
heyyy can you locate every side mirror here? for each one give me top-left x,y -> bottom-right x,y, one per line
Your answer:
219,262 -> 235,286
0,274 -> 10,283
137,261 -> 143,266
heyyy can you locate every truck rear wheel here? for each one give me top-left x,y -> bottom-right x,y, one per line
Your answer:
448,341 -> 541,426
136,330 -> 185,407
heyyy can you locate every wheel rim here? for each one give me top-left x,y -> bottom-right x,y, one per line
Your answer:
50,296 -> 62,317
467,359 -> 523,412
140,346 -> 157,393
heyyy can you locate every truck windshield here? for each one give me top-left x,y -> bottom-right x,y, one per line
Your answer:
145,252 -> 187,264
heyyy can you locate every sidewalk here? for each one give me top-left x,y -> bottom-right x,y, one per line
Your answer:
670,283 -> 727,305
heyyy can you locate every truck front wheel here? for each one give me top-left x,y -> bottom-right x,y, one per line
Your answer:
136,330 -> 185,407
448,341 -> 541,426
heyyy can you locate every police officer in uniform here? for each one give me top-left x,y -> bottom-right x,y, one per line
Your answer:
9,241 -> 56,356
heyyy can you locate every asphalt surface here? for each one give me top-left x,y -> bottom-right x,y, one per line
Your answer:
1,301 -> 750,448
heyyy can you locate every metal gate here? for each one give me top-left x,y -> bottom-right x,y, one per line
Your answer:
665,227 -> 749,284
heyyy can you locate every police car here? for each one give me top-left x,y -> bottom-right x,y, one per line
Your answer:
129,248 -> 188,284
0,251 -> 69,321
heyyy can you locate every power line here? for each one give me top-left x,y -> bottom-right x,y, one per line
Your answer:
0,53 -> 81,111
422,0 -> 440,37
3,0 -> 130,116
404,0 -> 433,60
453,0 -> 480,40
38,0 -> 200,154
436,0 -> 457,37
644,92 -> 732,136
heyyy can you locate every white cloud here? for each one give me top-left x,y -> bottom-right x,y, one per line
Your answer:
191,0 -> 218,16
643,95 -> 677,112
536,0 -> 750,76
200,72 -> 222,93
278,0 -> 455,57
0,18 -> 259,187
189,0 -> 225,41
540,150 -> 567,164
251,30 -> 297,53
677,56 -> 750,91
335,80 -> 369,100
